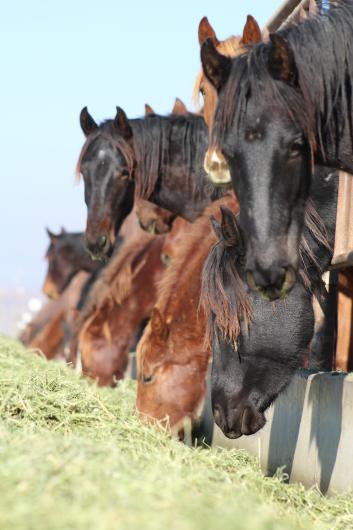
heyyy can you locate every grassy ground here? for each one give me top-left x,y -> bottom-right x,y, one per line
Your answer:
0,337 -> 352,530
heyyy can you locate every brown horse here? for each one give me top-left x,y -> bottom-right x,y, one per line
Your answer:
21,272 -> 89,360
136,197 -> 237,434
75,229 -> 166,386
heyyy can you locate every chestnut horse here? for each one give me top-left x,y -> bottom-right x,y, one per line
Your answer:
135,200 -> 176,235
74,229 -> 166,386
136,206 -> 222,435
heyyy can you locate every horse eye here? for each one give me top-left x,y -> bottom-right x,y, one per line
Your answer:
289,138 -> 304,158
200,87 -> 206,97
143,374 -> 155,384
120,170 -> 130,181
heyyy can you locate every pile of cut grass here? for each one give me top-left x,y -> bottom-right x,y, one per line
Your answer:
0,336 -> 352,530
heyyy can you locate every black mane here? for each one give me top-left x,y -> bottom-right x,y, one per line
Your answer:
214,1 -> 353,167
131,113 -> 213,200
78,113 -> 224,208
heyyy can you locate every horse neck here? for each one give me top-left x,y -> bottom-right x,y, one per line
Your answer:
131,116 -> 222,221
158,217 -> 215,335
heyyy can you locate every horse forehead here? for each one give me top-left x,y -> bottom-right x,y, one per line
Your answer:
85,137 -> 115,160
244,116 -> 266,141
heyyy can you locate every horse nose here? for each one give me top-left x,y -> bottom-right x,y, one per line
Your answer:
97,234 -> 107,250
213,403 -> 242,439
246,263 -> 296,300
86,234 -> 111,259
240,406 -> 266,436
214,402 -> 266,438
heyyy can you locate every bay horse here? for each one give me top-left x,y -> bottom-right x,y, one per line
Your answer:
21,272 -> 89,360
44,228 -> 100,299
73,229 -> 166,386
77,105 -> 224,259
201,2 -> 353,296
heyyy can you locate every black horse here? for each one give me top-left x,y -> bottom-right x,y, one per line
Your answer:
203,205 -> 323,438
202,162 -> 337,438
201,1 -> 353,298
78,108 -> 222,258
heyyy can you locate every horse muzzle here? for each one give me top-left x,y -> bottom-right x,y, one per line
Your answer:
246,264 -> 296,301
213,403 -> 266,438
85,233 -> 113,261
204,148 -> 231,185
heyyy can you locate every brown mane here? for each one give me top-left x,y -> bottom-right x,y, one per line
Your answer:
200,198 -> 252,348
77,232 -> 165,386
138,194 -> 253,372
299,198 -> 331,290
73,229 -> 159,337
201,198 -> 331,346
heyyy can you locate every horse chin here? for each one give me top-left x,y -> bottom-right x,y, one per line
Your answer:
203,150 -> 231,185
87,249 -> 110,263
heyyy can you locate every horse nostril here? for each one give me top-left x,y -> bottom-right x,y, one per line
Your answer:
246,271 -> 257,291
246,263 -> 296,300
213,407 -> 220,424
97,235 -> 107,250
282,267 -> 296,293
161,253 -> 171,266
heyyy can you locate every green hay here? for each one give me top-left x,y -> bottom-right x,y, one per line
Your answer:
0,336 -> 352,530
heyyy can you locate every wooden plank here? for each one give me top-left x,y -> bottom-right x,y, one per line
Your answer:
335,269 -> 353,371
332,172 -> 353,267
265,0 -> 304,32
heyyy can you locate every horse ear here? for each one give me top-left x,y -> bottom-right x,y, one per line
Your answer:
144,103 -> 155,116
80,107 -> 98,137
172,98 -> 188,115
241,15 -> 262,45
201,38 -> 232,92
268,34 -> 298,86
150,308 -> 169,341
46,227 -> 58,241
210,215 -> 222,241
114,107 -> 133,140
198,16 -> 220,46
220,207 -> 243,250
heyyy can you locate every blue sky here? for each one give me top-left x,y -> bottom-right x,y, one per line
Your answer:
0,0 -> 281,292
